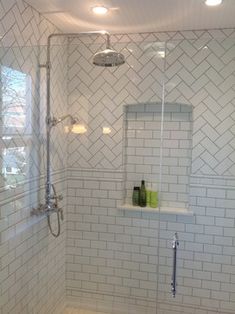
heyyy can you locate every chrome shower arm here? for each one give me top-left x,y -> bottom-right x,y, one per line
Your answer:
55,114 -> 78,125
45,31 -> 110,66
48,114 -> 78,127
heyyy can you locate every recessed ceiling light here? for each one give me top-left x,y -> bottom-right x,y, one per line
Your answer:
92,6 -> 108,15
205,0 -> 222,6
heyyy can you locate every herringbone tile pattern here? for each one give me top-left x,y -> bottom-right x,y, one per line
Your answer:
0,0 -> 67,189
0,0 -> 57,47
165,38 -> 235,176
67,32 -> 235,178
67,40 -> 164,169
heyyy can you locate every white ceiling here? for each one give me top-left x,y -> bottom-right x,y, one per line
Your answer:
25,0 -> 235,34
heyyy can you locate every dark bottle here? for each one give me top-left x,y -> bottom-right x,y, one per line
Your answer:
139,180 -> 147,207
132,187 -> 140,206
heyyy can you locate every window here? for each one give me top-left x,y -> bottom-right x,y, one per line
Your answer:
0,66 -> 32,188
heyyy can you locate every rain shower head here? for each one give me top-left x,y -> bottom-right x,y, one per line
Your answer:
93,34 -> 125,67
93,48 -> 125,67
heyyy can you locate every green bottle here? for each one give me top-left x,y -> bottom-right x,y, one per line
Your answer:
139,180 -> 147,207
146,189 -> 151,207
150,191 -> 158,208
132,187 -> 140,206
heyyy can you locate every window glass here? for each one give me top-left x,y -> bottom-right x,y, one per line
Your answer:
1,66 -> 32,188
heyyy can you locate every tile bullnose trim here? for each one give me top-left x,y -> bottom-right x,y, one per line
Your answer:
67,167 -> 124,173
0,174 -> 67,206
68,176 -> 122,182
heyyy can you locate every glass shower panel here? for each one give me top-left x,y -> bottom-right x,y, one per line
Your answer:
66,39 -> 166,313
157,38 -> 235,313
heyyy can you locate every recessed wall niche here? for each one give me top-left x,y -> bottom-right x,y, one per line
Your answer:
122,103 -> 193,212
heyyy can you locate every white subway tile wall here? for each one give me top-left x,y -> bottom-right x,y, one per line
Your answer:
66,30 -> 235,314
1,0 -> 235,313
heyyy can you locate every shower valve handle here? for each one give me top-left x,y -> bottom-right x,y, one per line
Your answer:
50,194 -> 63,201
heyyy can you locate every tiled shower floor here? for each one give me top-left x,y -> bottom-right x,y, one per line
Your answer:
64,308 -> 108,314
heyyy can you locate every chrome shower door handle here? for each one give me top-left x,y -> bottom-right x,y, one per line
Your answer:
171,232 -> 179,298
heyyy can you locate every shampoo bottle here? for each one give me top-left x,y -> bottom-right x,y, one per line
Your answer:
139,180 -> 147,207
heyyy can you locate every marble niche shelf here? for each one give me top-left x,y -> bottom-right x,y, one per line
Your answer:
117,204 -> 194,216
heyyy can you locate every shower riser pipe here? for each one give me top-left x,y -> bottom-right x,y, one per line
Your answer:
44,31 -> 111,208
35,31 -> 117,237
